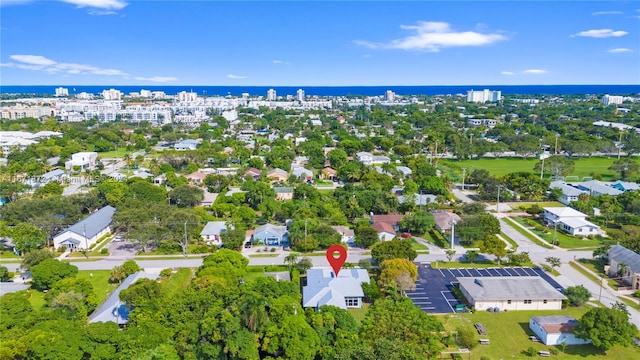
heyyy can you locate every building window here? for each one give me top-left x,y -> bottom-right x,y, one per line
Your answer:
345,297 -> 359,307
507,300 -> 511,304
543,300 -> 547,304
524,300 -> 532,304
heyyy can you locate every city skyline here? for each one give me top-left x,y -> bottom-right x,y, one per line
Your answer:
1,0 -> 639,86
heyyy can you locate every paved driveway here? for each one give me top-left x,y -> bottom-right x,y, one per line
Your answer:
408,264 -> 565,314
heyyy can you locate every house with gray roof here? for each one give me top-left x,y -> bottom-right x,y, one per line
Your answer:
610,181 -> 640,192
458,276 -> 566,311
53,206 -> 116,251
291,166 -> 313,180
543,207 -> 603,237
576,180 -> 623,197
89,271 -> 158,325
303,268 -> 370,309
252,223 -> 288,246
549,180 -> 587,205
608,244 -> 640,290
25,168 -> 65,188
200,221 -> 231,245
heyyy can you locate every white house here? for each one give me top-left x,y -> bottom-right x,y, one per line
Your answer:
529,316 -> 591,346
65,152 -> 98,171
331,226 -> 355,245
549,180 -> 586,205
356,152 -> 391,165
458,277 -> 566,311
200,221 -> 231,245
53,206 -> 116,250
303,268 -> 370,309
608,244 -> 640,290
371,222 -> 396,241
543,207 -> 603,236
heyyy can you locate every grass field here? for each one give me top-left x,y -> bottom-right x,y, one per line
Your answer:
348,303 -> 370,325
77,270 -> 116,305
502,217 -> 554,249
441,156 -> 639,181
162,268 -> 193,297
439,307 -> 640,359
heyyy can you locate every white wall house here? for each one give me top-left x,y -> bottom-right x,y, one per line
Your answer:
53,206 -> 116,250
543,207 -> 603,237
529,316 -> 591,346
608,245 -> 640,290
199,221 -> 230,245
331,226 -> 355,245
65,152 -> 98,171
303,268 -> 370,309
458,277 -> 566,311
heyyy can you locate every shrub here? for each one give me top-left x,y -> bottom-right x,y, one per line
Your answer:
160,268 -> 173,278
525,346 -> 537,357
270,247 -> 276,252
456,326 -> 478,349
100,248 -> 108,255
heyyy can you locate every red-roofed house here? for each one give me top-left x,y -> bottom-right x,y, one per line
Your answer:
371,222 -> 396,241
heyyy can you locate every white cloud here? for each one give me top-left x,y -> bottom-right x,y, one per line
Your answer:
5,54 -> 129,76
61,0 -> 128,10
501,71 -> 515,75
227,74 -> 247,79
608,48 -> 633,53
10,54 -> 57,66
354,21 -> 507,52
592,11 -> 623,15
87,9 -> 117,15
272,60 -> 290,65
134,76 -> 178,83
522,69 -> 548,74
571,29 -> 628,38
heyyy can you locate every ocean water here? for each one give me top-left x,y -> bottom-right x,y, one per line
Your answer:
0,85 -> 639,97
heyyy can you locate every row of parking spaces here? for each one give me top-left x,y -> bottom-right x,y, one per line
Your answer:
436,266 -> 542,279
407,283 -> 435,312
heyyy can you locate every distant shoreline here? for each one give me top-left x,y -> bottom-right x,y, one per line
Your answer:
1,84 -> 639,97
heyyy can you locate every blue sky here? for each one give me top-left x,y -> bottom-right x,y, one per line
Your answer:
1,0 -> 639,86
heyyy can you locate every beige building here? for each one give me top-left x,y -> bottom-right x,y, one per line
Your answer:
458,277 -> 566,311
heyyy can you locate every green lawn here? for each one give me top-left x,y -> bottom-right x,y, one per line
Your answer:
77,270 -> 116,305
499,231 -> 519,249
577,259 -> 619,289
162,268 -> 193,297
348,303 -> 370,325
502,217 -> 554,249
441,156 -> 639,181
27,290 -> 46,310
0,251 -> 21,259
511,216 -> 606,249
97,149 -> 137,159
439,307 -> 640,359
409,238 -> 429,251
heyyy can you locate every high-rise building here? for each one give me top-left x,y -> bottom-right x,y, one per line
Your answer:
140,89 -> 152,98
467,89 -> 502,103
176,91 -> 198,102
296,88 -> 305,102
385,90 -> 395,102
267,88 -> 277,101
101,89 -> 122,100
55,87 -> 69,97
602,94 -> 624,106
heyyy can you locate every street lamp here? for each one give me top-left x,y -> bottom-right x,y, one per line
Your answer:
496,185 -> 503,213
552,220 -> 558,246
540,153 -> 549,180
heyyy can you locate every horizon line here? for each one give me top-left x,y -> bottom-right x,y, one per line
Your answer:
3,84 -> 640,87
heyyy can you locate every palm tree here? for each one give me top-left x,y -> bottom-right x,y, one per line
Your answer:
284,254 -> 298,272
239,292 -> 268,333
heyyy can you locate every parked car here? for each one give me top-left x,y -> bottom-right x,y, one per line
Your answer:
113,235 -> 124,242
401,232 -> 412,238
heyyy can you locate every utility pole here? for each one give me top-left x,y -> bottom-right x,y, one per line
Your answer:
555,133 -> 559,155
83,224 -> 88,258
469,133 -> 474,145
304,219 -> 308,250
496,185 -> 503,213
451,220 -> 456,250
183,221 -> 188,256
461,168 -> 466,191
618,131 -> 623,160
434,139 -> 439,165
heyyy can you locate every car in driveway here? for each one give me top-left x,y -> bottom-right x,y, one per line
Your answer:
113,235 -> 124,242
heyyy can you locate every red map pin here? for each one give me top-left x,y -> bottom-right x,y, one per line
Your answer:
326,244 -> 347,276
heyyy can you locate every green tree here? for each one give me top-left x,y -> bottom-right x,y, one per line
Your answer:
169,185 -> 204,207
378,259 -> 418,294
21,248 -> 55,269
534,155 -> 575,178
479,235 -> 507,265
545,256 -> 561,271
33,181 -> 64,197
220,226 -> 246,250
574,307 -> 638,352
0,265 -> 10,281
371,238 -> 418,264
10,222 -> 48,254
30,258 -> 78,291
355,225 -> 379,248
456,326 -> 478,349
564,285 -> 591,307
399,211 -> 435,234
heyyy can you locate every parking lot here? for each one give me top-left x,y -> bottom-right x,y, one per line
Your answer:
407,264 -> 564,314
